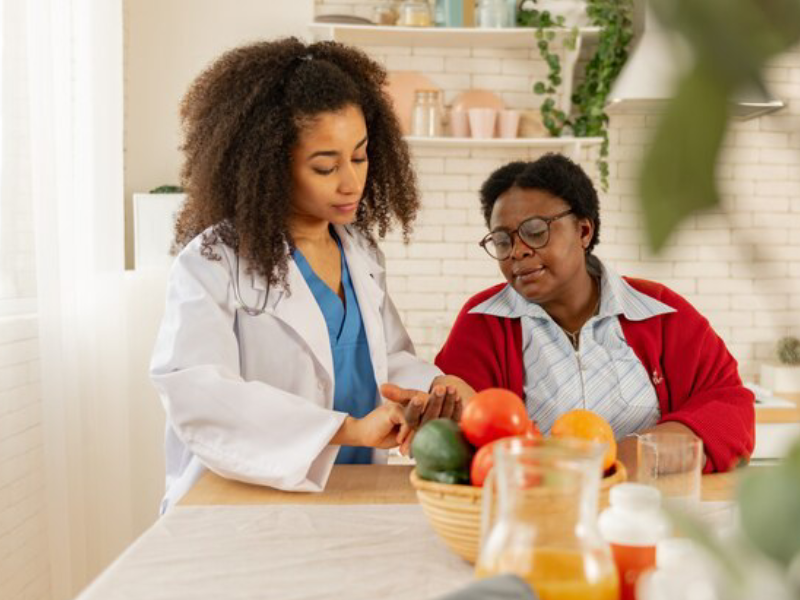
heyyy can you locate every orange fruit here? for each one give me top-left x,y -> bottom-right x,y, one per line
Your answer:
551,409 -> 617,472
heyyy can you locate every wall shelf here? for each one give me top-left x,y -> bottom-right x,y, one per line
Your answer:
405,135 -> 603,156
308,24 -> 599,49
310,23 -> 599,114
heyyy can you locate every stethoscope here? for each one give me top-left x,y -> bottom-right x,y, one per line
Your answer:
232,253 -> 269,317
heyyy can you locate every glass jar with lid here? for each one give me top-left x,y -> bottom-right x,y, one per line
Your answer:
477,0 -> 511,27
411,89 -> 443,137
373,1 -> 400,25
398,0 -> 434,27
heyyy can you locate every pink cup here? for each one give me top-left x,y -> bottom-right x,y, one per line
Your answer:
497,109 -> 521,139
449,108 -> 470,137
468,108 -> 497,139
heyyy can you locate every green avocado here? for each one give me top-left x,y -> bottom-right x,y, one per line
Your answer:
417,463 -> 470,485
412,418 -> 473,484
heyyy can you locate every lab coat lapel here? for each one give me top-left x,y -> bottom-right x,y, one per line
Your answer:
251,261 -> 335,385
336,226 -> 389,386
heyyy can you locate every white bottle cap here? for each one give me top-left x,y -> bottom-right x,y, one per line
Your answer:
599,483 -> 670,546
610,483 -> 662,511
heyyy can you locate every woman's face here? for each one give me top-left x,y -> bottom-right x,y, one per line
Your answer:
290,104 -> 369,227
489,186 -> 594,305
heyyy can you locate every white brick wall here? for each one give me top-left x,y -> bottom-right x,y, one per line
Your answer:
0,316 -> 50,600
315,3 -> 800,379
0,1 -> 37,309
1,3 -> 50,597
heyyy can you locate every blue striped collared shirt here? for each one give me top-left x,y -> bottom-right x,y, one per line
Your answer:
469,260 -> 676,440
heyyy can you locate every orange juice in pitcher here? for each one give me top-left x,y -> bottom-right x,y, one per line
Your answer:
475,438 -> 620,600
476,547 -> 619,600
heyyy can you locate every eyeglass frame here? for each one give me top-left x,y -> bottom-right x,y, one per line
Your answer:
479,209 -> 574,260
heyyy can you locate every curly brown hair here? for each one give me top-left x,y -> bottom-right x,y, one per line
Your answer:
174,37 -> 419,287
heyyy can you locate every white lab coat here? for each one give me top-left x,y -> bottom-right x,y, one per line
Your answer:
150,225 -> 441,510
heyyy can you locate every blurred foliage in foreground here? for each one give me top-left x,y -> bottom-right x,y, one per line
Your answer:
640,0 -> 800,251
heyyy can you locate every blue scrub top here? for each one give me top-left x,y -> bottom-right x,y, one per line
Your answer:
293,232 -> 377,464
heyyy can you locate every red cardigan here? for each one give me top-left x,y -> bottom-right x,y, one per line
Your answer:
435,278 -> 755,473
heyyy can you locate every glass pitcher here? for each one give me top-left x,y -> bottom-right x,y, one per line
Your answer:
475,437 -> 619,600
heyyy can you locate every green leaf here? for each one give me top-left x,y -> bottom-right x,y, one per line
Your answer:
652,0 -> 800,89
638,0 -> 800,255
534,82 -> 546,94
150,184 -> 183,194
666,509 -> 746,587
639,65 -> 730,251
565,27 -> 579,51
739,441 -> 800,567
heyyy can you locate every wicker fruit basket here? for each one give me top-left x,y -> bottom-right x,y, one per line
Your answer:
409,460 -> 627,564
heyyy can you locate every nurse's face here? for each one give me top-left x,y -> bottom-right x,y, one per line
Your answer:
290,103 -> 369,226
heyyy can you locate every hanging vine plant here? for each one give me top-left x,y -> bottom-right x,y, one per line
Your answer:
518,0 -> 634,190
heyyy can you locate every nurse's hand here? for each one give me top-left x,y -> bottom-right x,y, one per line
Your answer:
382,376 -> 475,429
334,403 -> 411,450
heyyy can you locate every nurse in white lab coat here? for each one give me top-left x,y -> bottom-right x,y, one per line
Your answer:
150,38 -> 473,510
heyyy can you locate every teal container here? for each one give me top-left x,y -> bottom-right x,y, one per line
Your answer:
507,0 -> 517,26
436,0 -> 464,27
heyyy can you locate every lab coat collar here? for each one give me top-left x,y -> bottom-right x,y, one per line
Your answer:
244,225 -> 386,384
248,225 -> 385,292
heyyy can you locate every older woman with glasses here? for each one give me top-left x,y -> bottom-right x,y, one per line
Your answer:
436,154 -> 754,473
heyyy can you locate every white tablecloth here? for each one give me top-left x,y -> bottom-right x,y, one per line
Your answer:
76,504 -> 474,600
75,501 -> 737,600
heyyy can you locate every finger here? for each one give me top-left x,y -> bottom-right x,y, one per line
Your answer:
452,396 -> 463,423
440,385 -> 457,419
396,418 -> 411,447
401,430 -> 416,456
404,398 -> 424,430
380,383 -> 414,405
421,386 -> 445,426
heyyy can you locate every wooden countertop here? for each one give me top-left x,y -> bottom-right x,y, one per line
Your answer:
181,464 -> 745,506
182,465 -> 418,506
178,394 -> 795,506
755,397 -> 800,424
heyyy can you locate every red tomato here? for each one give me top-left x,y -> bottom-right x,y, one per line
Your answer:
525,419 -> 542,438
470,441 -> 496,487
470,434 -> 539,487
460,388 -> 529,448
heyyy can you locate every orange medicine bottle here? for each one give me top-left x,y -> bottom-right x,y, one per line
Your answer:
598,484 -> 671,600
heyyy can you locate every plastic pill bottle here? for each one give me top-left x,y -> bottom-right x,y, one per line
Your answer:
599,483 -> 671,600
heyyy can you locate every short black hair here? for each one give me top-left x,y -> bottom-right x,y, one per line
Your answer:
479,153 -> 601,253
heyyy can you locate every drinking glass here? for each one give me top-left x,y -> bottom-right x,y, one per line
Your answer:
637,433 -> 703,511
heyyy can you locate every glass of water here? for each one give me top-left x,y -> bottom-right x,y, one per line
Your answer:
637,432 -> 704,511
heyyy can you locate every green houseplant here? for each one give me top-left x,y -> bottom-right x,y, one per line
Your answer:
760,336 -> 800,398
518,0 -> 634,190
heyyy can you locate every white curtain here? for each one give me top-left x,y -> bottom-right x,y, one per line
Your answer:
25,1 -> 136,598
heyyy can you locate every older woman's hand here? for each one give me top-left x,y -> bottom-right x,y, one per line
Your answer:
618,422 -> 707,476
381,377 -> 475,454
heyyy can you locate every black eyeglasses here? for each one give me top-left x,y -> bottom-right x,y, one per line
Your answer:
479,209 -> 573,260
